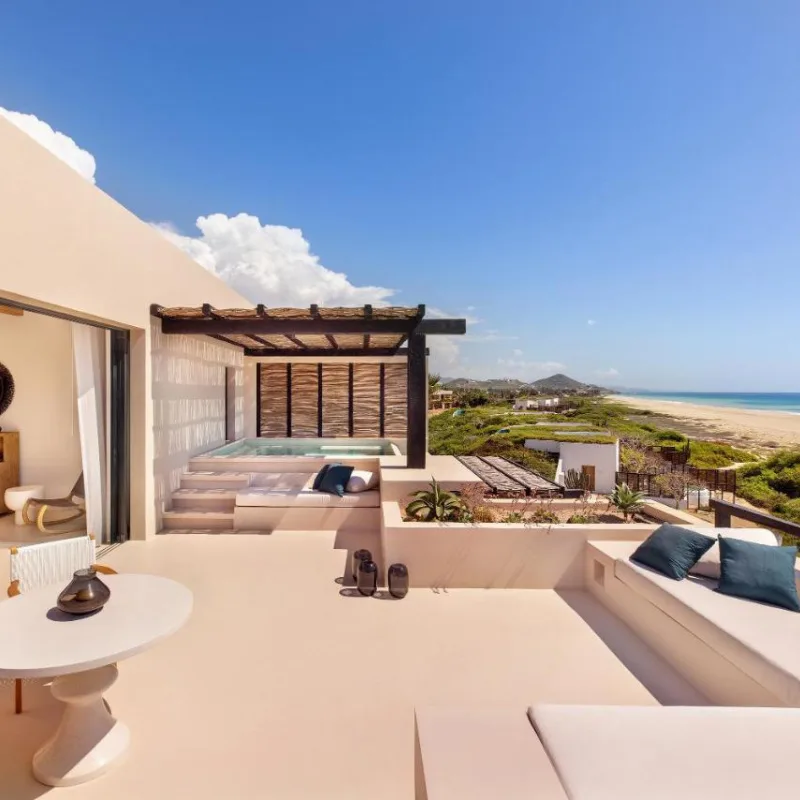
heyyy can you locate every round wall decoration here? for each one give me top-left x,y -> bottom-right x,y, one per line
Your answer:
0,361 -> 15,416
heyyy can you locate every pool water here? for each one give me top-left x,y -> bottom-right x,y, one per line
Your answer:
207,438 -> 397,458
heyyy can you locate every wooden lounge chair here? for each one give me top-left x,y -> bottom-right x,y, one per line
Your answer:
22,474 -> 86,533
6,535 -> 117,714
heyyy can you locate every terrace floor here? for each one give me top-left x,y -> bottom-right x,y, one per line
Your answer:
0,532 -> 704,799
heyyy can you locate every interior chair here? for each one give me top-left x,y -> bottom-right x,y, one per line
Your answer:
6,534 -> 116,714
22,473 -> 87,533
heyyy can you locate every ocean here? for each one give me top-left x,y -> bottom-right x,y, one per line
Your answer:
625,392 -> 800,414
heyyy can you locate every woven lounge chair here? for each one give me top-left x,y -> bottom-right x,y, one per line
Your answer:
22,474 -> 86,533
6,535 -> 116,713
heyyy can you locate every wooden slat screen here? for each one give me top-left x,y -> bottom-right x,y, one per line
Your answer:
259,364 -> 288,436
321,364 -> 350,437
257,360 -> 407,439
352,364 -> 381,437
290,363 -> 319,437
383,363 -> 408,437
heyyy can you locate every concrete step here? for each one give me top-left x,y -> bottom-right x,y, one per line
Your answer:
161,509 -> 234,530
171,489 -> 237,512
180,471 -> 252,490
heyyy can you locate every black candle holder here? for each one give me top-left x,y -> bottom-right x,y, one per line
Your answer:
357,559 -> 378,596
388,563 -> 409,599
351,549 -> 372,583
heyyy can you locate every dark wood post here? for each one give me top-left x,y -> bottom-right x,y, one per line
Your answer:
406,332 -> 427,468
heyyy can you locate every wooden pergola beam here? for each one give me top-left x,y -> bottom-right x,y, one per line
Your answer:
161,317 -> 421,335
243,346 -> 428,358
406,332 -> 428,469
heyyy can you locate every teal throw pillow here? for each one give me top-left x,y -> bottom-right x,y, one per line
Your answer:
717,536 -> 800,612
313,462 -> 341,491
317,464 -> 354,497
631,524 -> 716,580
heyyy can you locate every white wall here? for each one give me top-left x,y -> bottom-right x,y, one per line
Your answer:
560,441 -> 620,493
0,311 -> 83,496
151,320 -> 243,529
0,117 -> 251,538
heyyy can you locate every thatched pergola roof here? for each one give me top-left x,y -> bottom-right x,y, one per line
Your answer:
151,303 -> 464,356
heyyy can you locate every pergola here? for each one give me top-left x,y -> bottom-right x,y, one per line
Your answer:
150,304 -> 466,468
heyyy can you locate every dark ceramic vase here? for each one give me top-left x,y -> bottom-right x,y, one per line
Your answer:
357,559 -> 378,597
57,568 -> 111,615
388,563 -> 409,599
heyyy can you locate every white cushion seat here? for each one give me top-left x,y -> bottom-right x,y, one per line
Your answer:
529,704 -> 800,800
613,547 -> 800,706
236,487 -> 380,509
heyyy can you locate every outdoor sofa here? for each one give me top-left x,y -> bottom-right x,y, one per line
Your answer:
415,704 -> 800,800
586,532 -> 800,707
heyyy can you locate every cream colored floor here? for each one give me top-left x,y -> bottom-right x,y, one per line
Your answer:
0,533 -> 703,800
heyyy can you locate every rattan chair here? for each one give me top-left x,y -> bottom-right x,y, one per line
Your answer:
22,474 -> 87,533
6,534 -> 116,714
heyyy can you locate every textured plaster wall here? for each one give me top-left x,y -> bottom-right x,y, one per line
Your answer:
151,320 -> 244,529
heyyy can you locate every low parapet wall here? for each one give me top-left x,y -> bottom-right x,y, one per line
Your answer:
381,502 -> 655,589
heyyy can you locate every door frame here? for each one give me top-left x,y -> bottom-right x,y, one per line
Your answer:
0,297 -> 131,543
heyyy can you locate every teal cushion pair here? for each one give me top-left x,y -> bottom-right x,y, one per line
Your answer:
631,524 -> 800,612
312,463 -> 353,497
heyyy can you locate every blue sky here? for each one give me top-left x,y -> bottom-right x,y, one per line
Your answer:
2,1 -> 799,390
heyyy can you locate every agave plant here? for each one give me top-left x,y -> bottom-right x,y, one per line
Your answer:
609,482 -> 646,522
563,468 -> 590,492
405,479 -> 464,521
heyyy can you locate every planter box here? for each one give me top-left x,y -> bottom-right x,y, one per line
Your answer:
381,502 -> 656,590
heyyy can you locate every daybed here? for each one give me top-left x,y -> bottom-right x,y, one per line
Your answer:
586,532 -> 800,706
233,472 -> 380,532
416,704 -> 800,800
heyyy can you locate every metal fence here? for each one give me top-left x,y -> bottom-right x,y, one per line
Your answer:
616,467 -> 736,505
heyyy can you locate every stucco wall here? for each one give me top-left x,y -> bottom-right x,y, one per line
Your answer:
559,441 -> 619,493
151,321 -> 243,529
0,117 -> 250,538
0,311 -> 83,496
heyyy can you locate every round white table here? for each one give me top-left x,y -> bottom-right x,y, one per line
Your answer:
0,573 -> 193,786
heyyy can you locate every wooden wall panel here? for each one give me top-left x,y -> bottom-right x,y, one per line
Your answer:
257,360 -> 408,439
383,363 -> 408,437
259,364 -> 288,436
321,364 -> 350,437
290,363 -> 319,438
352,363 -> 381,437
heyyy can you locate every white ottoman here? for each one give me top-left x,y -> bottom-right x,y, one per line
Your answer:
4,485 -> 44,525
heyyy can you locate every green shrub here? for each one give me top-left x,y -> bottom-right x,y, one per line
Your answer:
566,513 -> 599,524
736,476 -> 788,511
530,507 -> 559,524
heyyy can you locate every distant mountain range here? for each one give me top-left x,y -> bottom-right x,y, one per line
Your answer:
440,373 -> 607,394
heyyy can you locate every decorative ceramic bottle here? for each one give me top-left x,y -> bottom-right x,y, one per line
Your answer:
57,567 -> 111,615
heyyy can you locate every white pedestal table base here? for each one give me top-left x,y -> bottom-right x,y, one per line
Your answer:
33,664 -> 130,787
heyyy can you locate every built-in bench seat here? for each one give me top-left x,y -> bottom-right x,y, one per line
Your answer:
232,472 -> 380,532
416,704 -> 800,800
587,538 -> 800,706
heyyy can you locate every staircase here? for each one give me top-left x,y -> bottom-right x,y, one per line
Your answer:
161,472 -> 252,531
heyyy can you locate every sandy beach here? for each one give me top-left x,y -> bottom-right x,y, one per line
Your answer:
614,395 -> 800,451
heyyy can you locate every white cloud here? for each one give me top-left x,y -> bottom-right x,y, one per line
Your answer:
0,107 -> 96,182
463,331 -> 518,343
595,367 -> 619,378
154,214 -> 395,307
587,319 -> 596,326
512,348 -> 524,357
2,106 -> 475,371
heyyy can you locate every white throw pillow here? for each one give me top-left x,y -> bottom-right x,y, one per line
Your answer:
346,470 -> 378,493
689,528 -> 780,579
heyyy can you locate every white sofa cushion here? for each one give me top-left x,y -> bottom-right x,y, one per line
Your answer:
237,487 -> 380,508
614,554 -> 800,706
528,704 -> 800,800
689,526 -> 780,578
346,470 -> 378,493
